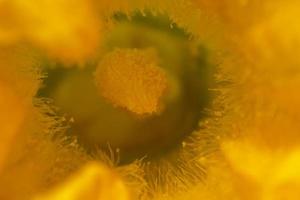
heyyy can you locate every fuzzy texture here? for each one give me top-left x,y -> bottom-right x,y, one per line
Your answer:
95,48 -> 167,115
1,0 -> 300,200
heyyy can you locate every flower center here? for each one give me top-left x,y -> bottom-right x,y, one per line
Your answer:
95,48 -> 168,116
38,12 -> 214,164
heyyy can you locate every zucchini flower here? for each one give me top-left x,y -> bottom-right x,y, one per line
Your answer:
1,0 -> 300,200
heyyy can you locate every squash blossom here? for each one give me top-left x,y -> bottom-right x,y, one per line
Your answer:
0,0 -> 300,199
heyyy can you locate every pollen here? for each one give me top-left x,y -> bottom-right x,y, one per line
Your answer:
95,48 -> 168,115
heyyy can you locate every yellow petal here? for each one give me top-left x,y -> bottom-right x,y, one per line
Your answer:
0,0 -> 102,64
35,162 -> 129,200
0,81 -> 25,171
266,149 -> 300,200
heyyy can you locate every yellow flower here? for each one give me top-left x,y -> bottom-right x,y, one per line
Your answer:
1,0 -> 300,200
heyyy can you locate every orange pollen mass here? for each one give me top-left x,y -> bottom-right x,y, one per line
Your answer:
95,48 -> 168,115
